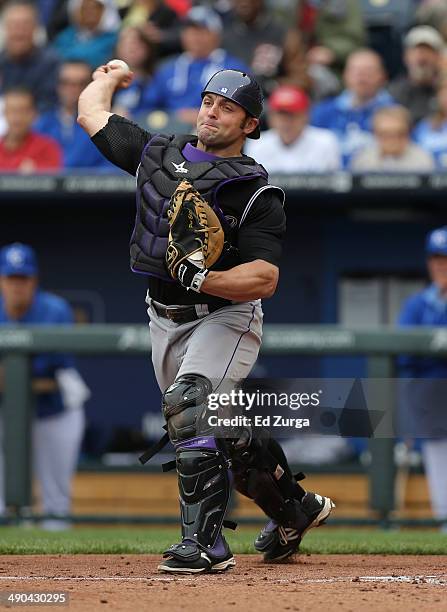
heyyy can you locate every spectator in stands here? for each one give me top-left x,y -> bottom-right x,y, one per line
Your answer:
311,49 -> 394,167
351,105 -> 434,172
44,0 -> 70,41
397,226 -> 447,531
0,0 -> 59,112
121,0 -> 182,58
414,79 -> 447,169
245,85 -> 341,172
34,61 -> 114,170
416,0 -> 447,42
298,0 -> 366,74
360,0 -> 416,79
36,0 -> 62,28
139,6 -> 249,127
0,243 -> 89,529
389,26 -> 444,125
221,0 -> 310,95
0,88 -> 62,173
112,26 -> 157,119
52,0 -> 120,68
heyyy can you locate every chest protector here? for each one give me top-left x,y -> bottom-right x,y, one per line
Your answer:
130,134 -> 270,280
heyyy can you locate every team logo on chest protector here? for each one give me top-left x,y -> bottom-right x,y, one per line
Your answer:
225,215 -> 238,228
172,161 -> 188,174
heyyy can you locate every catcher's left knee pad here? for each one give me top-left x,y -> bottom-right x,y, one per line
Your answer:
162,373 -> 213,444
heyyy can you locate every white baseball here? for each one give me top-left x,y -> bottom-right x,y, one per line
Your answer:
106,59 -> 130,74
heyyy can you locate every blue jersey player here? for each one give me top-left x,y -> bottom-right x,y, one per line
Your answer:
0,243 -> 89,529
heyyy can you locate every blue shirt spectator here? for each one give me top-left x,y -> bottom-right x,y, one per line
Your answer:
311,49 -> 394,166
413,81 -> 447,170
140,6 -> 249,123
114,78 -> 150,118
34,60 -> 115,170
413,119 -> 447,170
0,1 -> 59,112
0,243 -> 75,418
35,110 -> 114,170
52,0 -> 119,68
112,26 -> 156,119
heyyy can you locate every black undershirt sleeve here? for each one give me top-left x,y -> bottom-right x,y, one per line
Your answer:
90,114 -> 152,175
237,190 -> 286,267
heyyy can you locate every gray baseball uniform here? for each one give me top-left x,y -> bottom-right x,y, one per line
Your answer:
84,60 -> 336,573
147,295 -> 263,393
91,116 -> 285,393
88,111 -> 333,573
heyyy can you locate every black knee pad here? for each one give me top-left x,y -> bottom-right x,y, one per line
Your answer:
162,374 -> 213,444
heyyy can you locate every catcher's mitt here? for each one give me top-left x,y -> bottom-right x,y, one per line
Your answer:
166,179 -> 224,280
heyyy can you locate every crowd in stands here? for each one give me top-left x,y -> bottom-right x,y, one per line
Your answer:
2,0 -> 447,173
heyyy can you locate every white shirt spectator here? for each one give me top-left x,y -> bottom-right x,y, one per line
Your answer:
351,142 -> 434,172
246,125 -> 341,173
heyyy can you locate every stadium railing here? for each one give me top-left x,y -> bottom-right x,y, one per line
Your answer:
1,324 -> 447,526
1,171 -> 447,198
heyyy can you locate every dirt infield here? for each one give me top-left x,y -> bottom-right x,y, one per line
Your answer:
0,554 -> 445,611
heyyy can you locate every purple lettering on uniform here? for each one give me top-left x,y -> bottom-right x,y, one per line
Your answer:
175,436 -> 217,450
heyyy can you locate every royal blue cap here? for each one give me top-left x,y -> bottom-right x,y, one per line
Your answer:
426,227 -> 447,256
183,6 -> 222,32
0,243 -> 38,276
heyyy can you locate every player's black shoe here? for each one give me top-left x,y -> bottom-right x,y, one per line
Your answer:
158,535 -> 236,574
254,492 -> 335,562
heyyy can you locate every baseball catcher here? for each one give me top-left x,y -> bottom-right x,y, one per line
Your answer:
78,61 -> 334,574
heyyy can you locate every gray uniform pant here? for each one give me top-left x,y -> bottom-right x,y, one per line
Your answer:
146,292 -> 263,394
422,438 -> 447,530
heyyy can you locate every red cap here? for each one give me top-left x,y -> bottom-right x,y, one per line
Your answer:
268,86 -> 310,113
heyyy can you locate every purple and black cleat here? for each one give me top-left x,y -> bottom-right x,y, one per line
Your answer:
254,492 -> 335,562
158,535 -> 235,574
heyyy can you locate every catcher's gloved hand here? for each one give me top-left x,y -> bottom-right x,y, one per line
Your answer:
166,179 -> 224,292
177,258 -> 210,293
